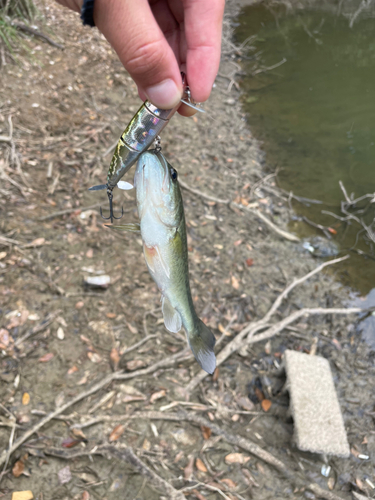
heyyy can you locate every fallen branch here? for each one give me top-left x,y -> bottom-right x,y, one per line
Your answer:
38,203 -> 102,221
130,411 -> 346,499
0,348 -> 190,467
307,483 -> 347,500
185,256 -> 361,393
0,235 -> 22,247
15,310 -> 62,347
41,445 -> 185,500
11,21 -> 64,49
179,179 -> 299,242
0,116 -> 13,143
133,411 -> 291,479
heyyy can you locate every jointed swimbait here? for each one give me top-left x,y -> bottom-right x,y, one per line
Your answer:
109,150 -> 216,374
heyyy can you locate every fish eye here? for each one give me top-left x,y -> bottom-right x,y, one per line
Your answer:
170,167 -> 178,181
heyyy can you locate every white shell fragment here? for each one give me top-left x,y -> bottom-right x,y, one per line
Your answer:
84,275 -> 111,288
57,327 -> 65,340
117,181 -> 134,190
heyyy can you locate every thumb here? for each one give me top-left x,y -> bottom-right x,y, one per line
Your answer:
94,0 -> 183,109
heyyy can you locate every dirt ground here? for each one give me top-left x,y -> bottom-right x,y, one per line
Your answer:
0,1 -> 374,499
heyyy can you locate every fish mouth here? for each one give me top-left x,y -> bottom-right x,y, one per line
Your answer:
135,150 -> 168,208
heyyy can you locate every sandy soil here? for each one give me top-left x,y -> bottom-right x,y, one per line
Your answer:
0,1 -> 374,499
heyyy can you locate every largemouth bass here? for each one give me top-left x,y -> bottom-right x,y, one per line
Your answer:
111,150 -> 216,374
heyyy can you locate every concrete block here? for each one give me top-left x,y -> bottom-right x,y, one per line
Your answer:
284,349 -> 350,457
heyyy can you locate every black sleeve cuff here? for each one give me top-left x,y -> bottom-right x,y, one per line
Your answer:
80,0 -> 96,27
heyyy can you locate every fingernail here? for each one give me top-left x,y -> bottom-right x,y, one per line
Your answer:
145,79 -> 181,109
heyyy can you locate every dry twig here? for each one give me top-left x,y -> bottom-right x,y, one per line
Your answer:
11,21 -> 64,49
179,179 -> 299,242
0,348 -> 190,467
185,256 -> 362,392
41,445 -> 185,500
38,202 -> 102,221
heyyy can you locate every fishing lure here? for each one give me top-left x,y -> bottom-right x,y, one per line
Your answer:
90,75 -> 204,223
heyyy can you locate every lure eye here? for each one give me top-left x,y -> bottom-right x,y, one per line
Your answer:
170,167 -> 178,181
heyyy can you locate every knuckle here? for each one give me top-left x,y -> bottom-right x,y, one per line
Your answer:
123,38 -> 166,78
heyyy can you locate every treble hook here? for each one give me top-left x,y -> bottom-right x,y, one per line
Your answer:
99,187 -> 124,224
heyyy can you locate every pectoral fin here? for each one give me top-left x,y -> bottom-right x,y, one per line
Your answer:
188,319 -> 216,374
162,296 -> 182,333
105,223 -> 140,233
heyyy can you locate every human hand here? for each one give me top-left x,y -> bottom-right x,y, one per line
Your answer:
56,0 -> 225,116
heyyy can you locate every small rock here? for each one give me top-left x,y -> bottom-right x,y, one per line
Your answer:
58,465 -> 72,484
84,275 -> 110,288
57,327 -> 64,340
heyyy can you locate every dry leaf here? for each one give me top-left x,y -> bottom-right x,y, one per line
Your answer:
327,477 -> 335,490
0,328 -> 11,348
221,478 -> 237,489
109,424 -> 125,442
110,348 -> 120,370
196,458 -> 207,473
0,251 -> 7,259
231,275 -> 240,290
67,365 -> 78,375
6,310 -> 29,330
80,335 -> 92,345
126,322 -> 138,334
12,460 -> 25,478
328,227 -> 337,235
261,399 -> 272,412
71,428 -> 87,440
11,492 -> 33,500
27,237 -> 45,247
184,455 -> 194,481
192,490 -> 206,500
87,352 -> 101,363
22,393 -> 30,405
200,426 -> 211,440
142,438 -> 151,451
174,451 -> 184,463
77,373 -> 89,385
237,396 -> 254,412
106,312 -> 117,319
254,387 -> 264,402
38,352 -> 54,363
62,437 -> 81,448
126,359 -> 146,371
355,478 -> 365,491
150,389 -> 166,403
225,453 -> 250,465
212,367 -> 219,382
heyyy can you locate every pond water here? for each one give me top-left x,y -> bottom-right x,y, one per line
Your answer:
235,3 -> 375,296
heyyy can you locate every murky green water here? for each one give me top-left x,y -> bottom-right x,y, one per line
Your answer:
236,4 -> 375,295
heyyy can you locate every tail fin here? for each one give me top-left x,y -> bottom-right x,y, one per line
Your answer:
188,319 -> 216,374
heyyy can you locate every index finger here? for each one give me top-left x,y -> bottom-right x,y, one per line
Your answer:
182,0 -> 225,102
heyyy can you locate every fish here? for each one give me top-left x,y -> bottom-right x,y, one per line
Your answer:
109,149 -> 216,374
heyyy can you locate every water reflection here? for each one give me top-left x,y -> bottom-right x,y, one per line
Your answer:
236,4 -> 375,293
350,288 -> 375,348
